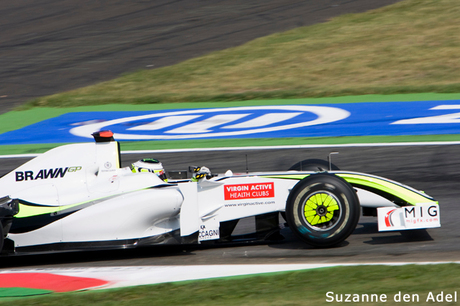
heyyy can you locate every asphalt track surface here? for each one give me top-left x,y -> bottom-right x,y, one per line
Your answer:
1,144 -> 459,268
0,0 -> 402,113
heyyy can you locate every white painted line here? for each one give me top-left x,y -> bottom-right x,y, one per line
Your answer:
223,112 -> 302,129
128,115 -> 200,131
1,141 -> 460,159
0,153 -> 41,159
167,114 -> 249,134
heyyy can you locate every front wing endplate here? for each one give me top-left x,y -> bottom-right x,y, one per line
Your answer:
377,204 -> 440,231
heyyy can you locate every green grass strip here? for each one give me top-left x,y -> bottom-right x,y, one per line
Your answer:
1,264 -> 459,305
0,288 -> 52,298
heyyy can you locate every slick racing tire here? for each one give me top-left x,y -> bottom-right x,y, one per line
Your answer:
285,173 -> 360,247
288,159 -> 339,172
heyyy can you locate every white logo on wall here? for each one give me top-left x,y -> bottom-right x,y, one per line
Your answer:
70,106 -> 350,140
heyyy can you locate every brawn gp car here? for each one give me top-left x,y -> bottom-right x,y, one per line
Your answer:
0,131 -> 440,254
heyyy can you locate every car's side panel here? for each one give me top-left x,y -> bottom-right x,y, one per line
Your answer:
9,188 -> 183,249
178,182 -> 200,237
200,177 -> 291,221
177,176 -> 295,238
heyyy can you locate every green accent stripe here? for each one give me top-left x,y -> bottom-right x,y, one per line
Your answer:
15,201 -> 82,218
15,204 -> 58,218
336,173 -> 438,205
263,172 -> 438,206
14,186 -> 155,219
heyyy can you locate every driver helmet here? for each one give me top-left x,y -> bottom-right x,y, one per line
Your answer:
131,158 -> 167,181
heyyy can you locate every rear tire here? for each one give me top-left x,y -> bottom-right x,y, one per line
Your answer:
285,173 -> 360,247
288,159 -> 339,172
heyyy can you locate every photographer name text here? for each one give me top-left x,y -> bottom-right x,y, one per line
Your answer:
326,291 -> 457,303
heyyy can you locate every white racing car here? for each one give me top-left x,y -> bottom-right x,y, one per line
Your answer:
0,131 -> 440,255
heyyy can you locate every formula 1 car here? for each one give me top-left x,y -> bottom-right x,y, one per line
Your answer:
0,131 -> 440,254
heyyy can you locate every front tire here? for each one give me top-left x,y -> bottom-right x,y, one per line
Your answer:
285,173 -> 360,247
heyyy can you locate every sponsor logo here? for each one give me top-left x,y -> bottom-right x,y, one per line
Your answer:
403,205 -> 439,226
224,182 -> 275,200
6,101 -> 460,146
15,166 -> 82,181
198,224 -> 220,241
378,205 -> 440,231
224,200 -> 276,208
70,105 -> 350,140
384,209 -> 397,227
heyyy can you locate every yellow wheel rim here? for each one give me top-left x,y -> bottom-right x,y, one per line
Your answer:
303,191 -> 340,228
